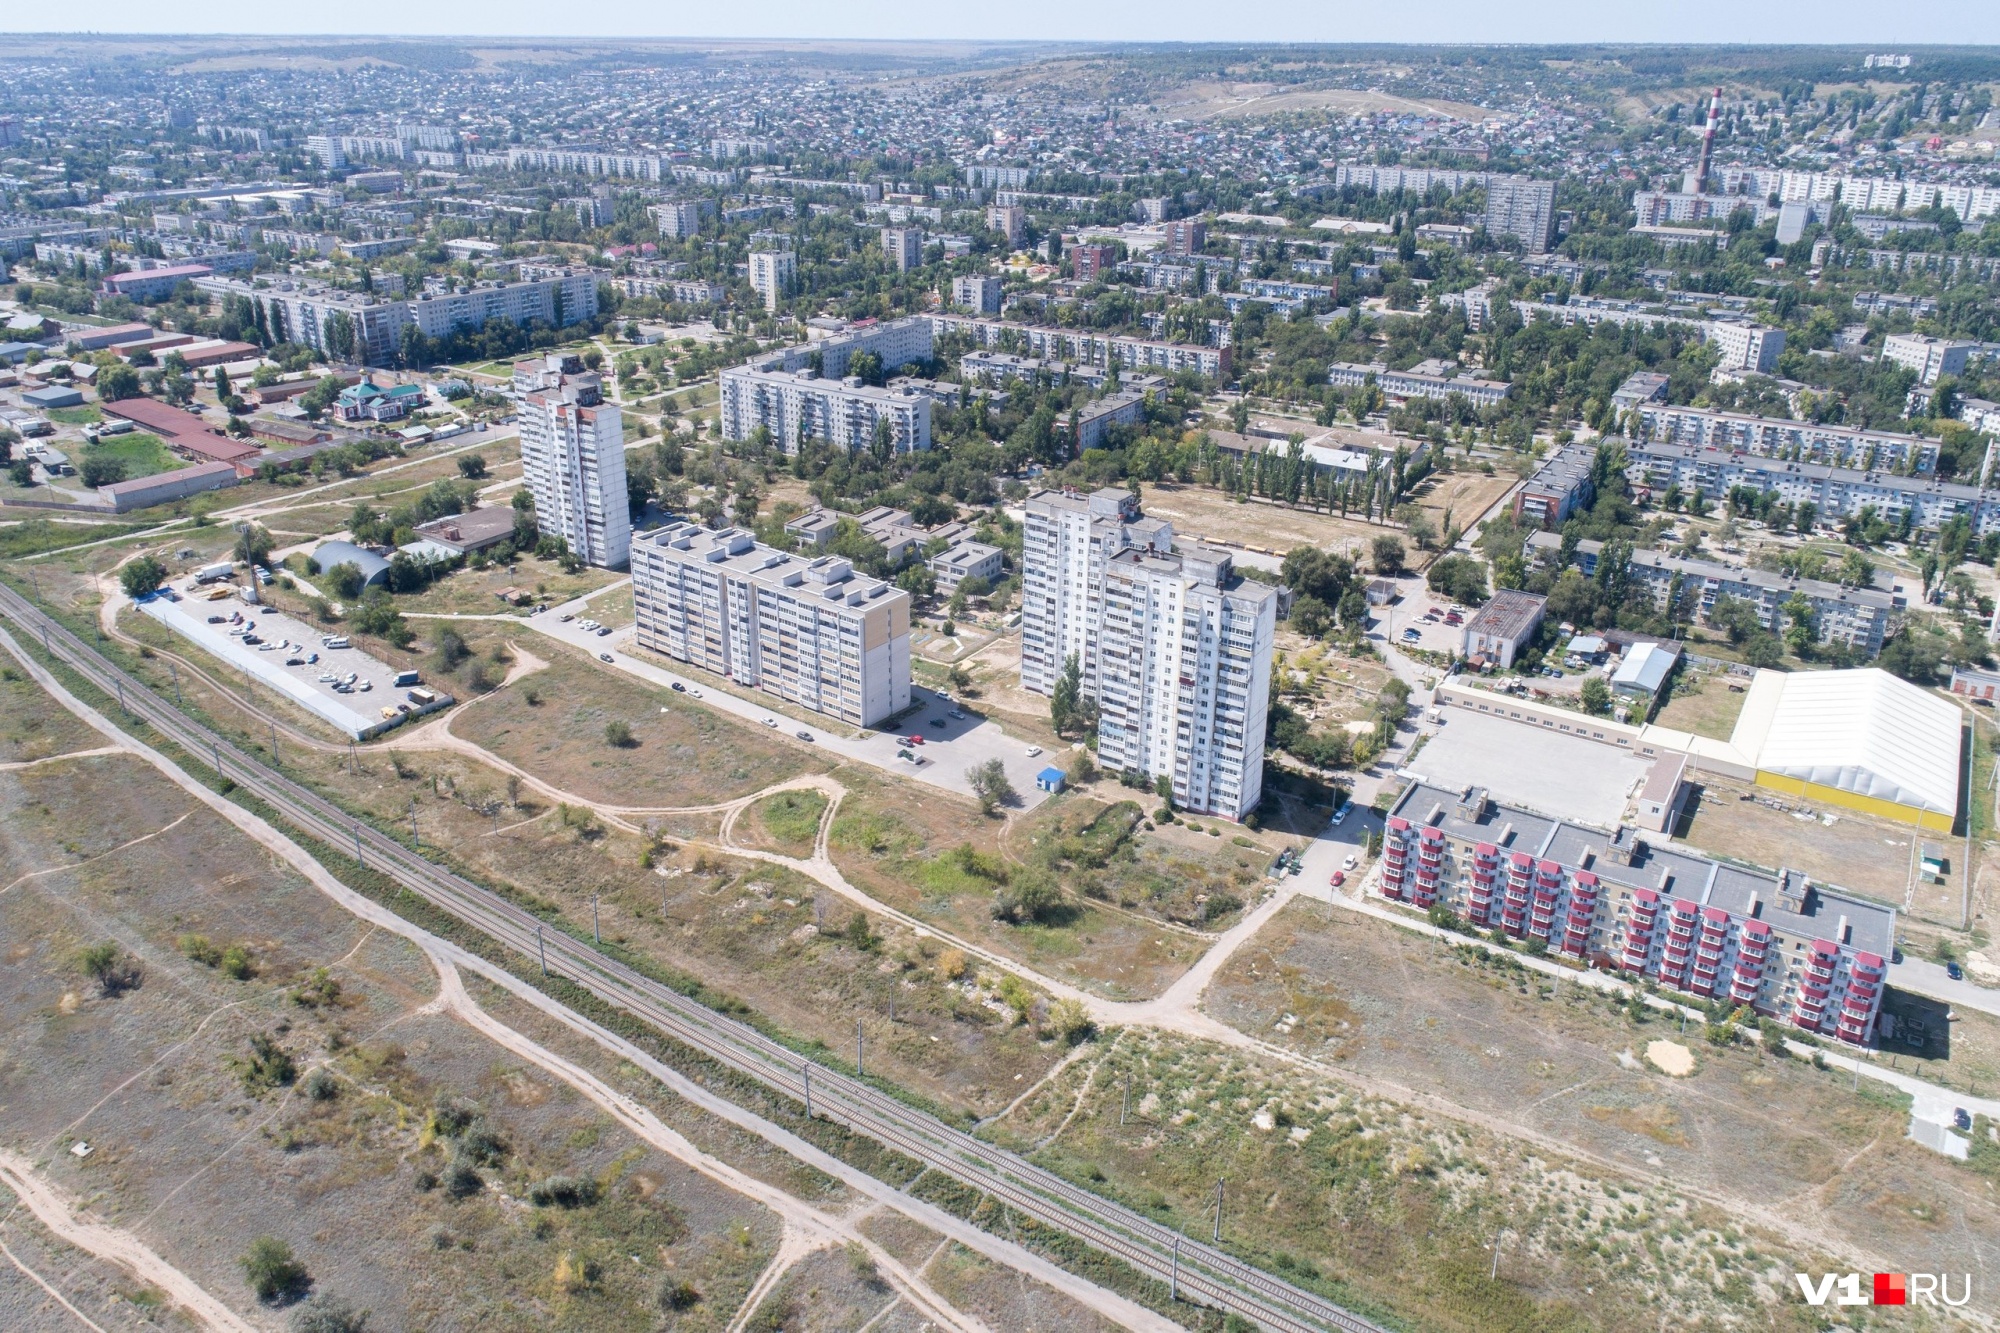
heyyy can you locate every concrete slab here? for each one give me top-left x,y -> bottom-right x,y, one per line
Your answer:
1400,706 -> 1652,828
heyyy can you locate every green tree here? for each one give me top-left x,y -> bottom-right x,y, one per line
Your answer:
235,523 -> 274,568
1369,535 -> 1405,575
119,555 -> 167,598
96,362 -> 141,401
241,1236 -> 310,1305
967,758 -> 1016,816
1580,676 -> 1612,716
604,720 -> 634,747
1050,652 -> 1082,735
457,453 -> 488,479
79,455 -> 126,488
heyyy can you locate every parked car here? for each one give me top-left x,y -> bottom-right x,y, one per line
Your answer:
1947,961 -> 1965,980
796,731 -> 814,742
599,652 -> 614,663
671,682 -> 686,692
906,734 -> 925,746
1330,804 -> 1349,826
1955,1107 -> 1973,1132
949,708 -> 966,719
762,717 -> 778,727
1330,870 -> 1346,887
596,626 -> 611,636
1025,745 -> 1043,757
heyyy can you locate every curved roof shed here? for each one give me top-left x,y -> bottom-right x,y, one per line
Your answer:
312,540 -> 391,590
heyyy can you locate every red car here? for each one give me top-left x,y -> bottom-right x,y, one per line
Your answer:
906,734 -> 925,746
1329,870 -> 1346,887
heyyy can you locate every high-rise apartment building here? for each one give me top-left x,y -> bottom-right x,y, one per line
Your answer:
514,354 -> 630,568
882,226 -> 924,272
1019,487 -> 1172,699
1095,543 -> 1275,821
952,274 -> 1003,314
748,248 -> 796,312
1482,176 -> 1558,253
1706,321 -> 1786,374
630,523 -> 911,726
1883,333 -> 1974,385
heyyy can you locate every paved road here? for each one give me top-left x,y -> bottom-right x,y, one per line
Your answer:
1890,954 -> 2000,1021
529,586 -> 1054,812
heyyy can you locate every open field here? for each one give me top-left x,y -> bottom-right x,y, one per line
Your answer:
0,731 -> 782,1332
738,788 -> 829,859
0,660 -> 103,761
1138,482 -> 1389,564
828,774 -> 1214,1001
81,432 -> 182,482
1193,899 -> 1999,1310
1012,795 -> 1275,930
450,646 -> 827,809
1651,670 -> 1751,740
387,557 -> 624,618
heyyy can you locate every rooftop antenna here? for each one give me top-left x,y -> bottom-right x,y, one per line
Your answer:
1695,86 -> 1723,195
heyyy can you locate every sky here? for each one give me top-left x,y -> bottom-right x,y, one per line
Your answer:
15,1 -> 2000,45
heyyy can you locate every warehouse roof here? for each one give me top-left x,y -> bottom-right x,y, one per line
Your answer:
1733,668 -> 1962,816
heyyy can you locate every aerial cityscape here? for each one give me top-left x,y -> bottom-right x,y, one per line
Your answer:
1,29 -> 1998,1333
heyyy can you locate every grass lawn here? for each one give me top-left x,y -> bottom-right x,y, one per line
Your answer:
81,432 -> 181,481
1650,671 -> 1750,740
45,404 -> 102,425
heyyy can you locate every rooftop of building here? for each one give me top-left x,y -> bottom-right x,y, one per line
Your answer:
1389,779 -> 1894,957
1463,588 -> 1547,641
1629,441 -> 1971,496
634,522 -> 906,610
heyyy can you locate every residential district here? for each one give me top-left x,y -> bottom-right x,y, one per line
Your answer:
0,35 -> 1996,1333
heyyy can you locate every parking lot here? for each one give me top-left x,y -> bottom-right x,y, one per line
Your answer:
1401,707 -> 1653,828
138,584 -> 450,740
1382,600 -> 1468,657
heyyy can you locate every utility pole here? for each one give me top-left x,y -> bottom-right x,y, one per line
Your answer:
1170,1236 -> 1180,1302
856,1018 -> 864,1078
353,824 -> 363,867
537,926 -> 546,976
410,799 -> 419,850
1121,1073 -> 1129,1126
115,680 -> 126,714
270,719 -> 280,765
803,1064 -> 812,1118
169,661 -> 182,706
212,738 -> 222,779
1491,1231 -> 1506,1280
1213,1178 -> 1224,1244
592,894 -> 600,944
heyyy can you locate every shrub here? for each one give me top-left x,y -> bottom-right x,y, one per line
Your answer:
178,933 -> 223,966
991,872 -> 1063,925
604,719 -> 635,747
657,1278 -> 701,1312
219,943 -> 256,980
843,912 -> 878,951
237,1034 -> 297,1094
526,1174 -> 601,1208
936,949 -> 968,981
1202,891 -> 1244,923
242,1236 -> 310,1304
302,1069 -> 339,1102
291,967 -> 340,1008
74,942 -> 140,997
443,1163 -> 484,1198
1046,997 -> 1095,1044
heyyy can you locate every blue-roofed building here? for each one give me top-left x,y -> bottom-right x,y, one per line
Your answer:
0,341 -> 42,365
312,540 -> 391,589
21,384 -> 84,410
1036,766 -> 1066,793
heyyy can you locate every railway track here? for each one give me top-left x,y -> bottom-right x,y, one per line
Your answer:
0,582 -> 1387,1333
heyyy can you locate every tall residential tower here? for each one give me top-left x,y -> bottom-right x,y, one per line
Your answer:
514,354 -> 630,568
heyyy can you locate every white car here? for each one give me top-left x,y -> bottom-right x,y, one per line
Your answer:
763,717 -> 777,727
1330,805 -> 1349,826
1025,745 -> 1043,757
1343,854 -> 1358,871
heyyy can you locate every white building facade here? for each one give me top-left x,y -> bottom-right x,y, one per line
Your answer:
514,355 -> 630,569
1018,487 -> 1172,699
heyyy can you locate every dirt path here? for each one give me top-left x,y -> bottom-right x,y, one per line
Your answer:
0,1150 -> 259,1333
0,623 -> 1178,1333
428,952 -> 985,1333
